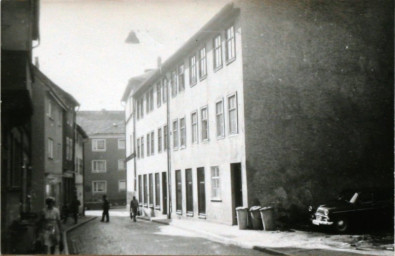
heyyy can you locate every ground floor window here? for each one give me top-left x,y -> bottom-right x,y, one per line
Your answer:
185,169 -> 193,214
119,180 -> 126,191
144,174 -> 148,206
92,180 -> 107,193
211,166 -> 221,200
138,175 -> 142,203
175,170 -> 182,213
149,173 -> 154,205
155,173 -> 160,208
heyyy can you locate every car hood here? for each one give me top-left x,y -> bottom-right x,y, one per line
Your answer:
317,200 -> 353,211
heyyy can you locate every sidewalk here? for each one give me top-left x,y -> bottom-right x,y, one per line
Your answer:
138,216 -> 394,256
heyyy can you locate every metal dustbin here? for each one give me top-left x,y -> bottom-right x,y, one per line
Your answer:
260,206 -> 275,231
249,206 -> 263,230
236,207 -> 249,230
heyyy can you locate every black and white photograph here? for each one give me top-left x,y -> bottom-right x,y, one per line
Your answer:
1,0 -> 394,255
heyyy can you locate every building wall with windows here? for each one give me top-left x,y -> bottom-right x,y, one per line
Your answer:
77,110 -> 127,208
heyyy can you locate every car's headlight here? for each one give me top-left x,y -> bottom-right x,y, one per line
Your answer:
323,209 -> 329,215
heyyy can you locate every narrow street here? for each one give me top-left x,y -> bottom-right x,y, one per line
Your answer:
67,215 -> 264,255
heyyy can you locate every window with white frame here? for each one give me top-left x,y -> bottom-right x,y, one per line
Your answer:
156,82 -> 162,107
226,25 -> 236,62
213,35 -> 223,69
201,107 -> 209,141
180,117 -> 186,148
190,55 -> 197,86
164,125 -> 168,151
228,93 -> 238,134
48,138 -> 54,159
173,120 -> 178,149
146,133 -> 150,156
118,139 -> 126,149
171,70 -> 177,97
199,47 -> 207,78
118,159 -> 125,170
158,127 -> 162,153
92,139 -> 106,151
151,131 -> 154,155
92,160 -> 106,173
191,112 -> 198,143
119,180 -> 126,191
211,166 -> 221,200
216,100 -> 225,137
178,64 -> 185,92
162,78 -> 168,103
92,181 -> 107,193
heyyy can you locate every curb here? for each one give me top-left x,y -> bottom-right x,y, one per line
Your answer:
62,216 -> 97,255
146,218 -> 289,256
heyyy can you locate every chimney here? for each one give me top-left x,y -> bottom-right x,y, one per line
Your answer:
34,57 -> 39,68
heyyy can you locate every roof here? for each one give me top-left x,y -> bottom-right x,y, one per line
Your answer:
133,2 -> 239,96
121,71 -> 155,102
76,110 -> 125,136
33,65 -> 80,107
76,124 -> 88,139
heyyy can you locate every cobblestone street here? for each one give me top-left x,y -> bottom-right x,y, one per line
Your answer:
67,215 -> 264,255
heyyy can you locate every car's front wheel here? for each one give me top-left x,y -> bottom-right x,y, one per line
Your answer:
334,218 -> 349,233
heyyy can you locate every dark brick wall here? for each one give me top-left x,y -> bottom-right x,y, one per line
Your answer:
237,0 -> 393,222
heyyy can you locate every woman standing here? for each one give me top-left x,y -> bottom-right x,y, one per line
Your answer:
38,197 -> 63,254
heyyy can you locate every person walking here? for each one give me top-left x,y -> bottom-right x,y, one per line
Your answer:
69,195 -> 81,224
130,196 -> 139,222
100,195 -> 110,222
37,197 -> 63,254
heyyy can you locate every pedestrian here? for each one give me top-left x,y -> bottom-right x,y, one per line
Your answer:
69,195 -> 81,224
61,204 -> 68,224
130,196 -> 139,222
100,195 -> 110,222
37,197 -> 63,254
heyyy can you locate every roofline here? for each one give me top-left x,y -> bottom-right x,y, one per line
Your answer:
76,124 -> 88,139
133,2 -> 239,96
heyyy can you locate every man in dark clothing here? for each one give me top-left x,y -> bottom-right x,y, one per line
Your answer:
69,196 -> 81,224
130,196 -> 139,222
101,195 -> 110,222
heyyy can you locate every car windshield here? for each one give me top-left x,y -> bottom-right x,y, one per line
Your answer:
338,191 -> 359,203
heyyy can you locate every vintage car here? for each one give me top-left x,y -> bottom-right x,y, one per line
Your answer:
309,188 -> 393,233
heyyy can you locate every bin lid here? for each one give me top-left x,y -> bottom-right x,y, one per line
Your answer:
249,205 -> 261,211
236,206 -> 248,210
259,206 -> 273,211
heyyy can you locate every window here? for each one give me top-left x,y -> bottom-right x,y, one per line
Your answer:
149,174 -> 153,205
141,136 -> 144,158
226,25 -> 236,62
146,133 -> 150,156
171,70 -> 177,97
176,170 -> 182,213
211,166 -> 221,200
213,35 -> 223,69
119,180 -> 126,191
151,131 -> 154,155
118,159 -> 125,170
92,160 -> 106,173
162,78 -> 168,103
180,117 -> 186,148
173,120 -> 178,149
66,137 -> 73,160
199,47 -> 207,78
216,100 -> 225,137
191,112 -> 198,143
137,97 -> 144,119
158,128 -> 162,153
155,173 -> 160,208
92,139 -> 106,151
118,139 -> 126,149
146,92 -> 150,113
185,169 -> 193,213
228,94 -> 238,134
156,82 -> 162,107
48,138 -> 54,159
137,138 -> 140,158
178,64 -> 185,92
144,174 -> 148,206
92,181 -> 107,193
201,107 -> 209,141
149,87 -> 154,112
189,55 -> 197,86
47,100 -> 53,118
138,175 -> 143,203
163,125 -> 168,151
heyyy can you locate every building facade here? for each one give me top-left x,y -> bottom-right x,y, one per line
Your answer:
77,110 -> 127,208
123,0 -> 393,226
75,124 -> 88,214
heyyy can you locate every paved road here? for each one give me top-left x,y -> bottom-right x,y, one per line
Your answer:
67,216 -> 264,255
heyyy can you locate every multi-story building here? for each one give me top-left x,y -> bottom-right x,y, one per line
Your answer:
75,124 -> 88,214
122,1 -> 393,226
30,66 -> 79,213
1,0 -> 40,253
77,110 -> 127,208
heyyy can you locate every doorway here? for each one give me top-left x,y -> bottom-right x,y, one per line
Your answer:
161,172 -> 167,215
231,163 -> 243,225
197,167 -> 206,215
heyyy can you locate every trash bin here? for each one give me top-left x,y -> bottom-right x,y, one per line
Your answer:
250,206 -> 263,230
236,207 -> 249,230
260,206 -> 275,231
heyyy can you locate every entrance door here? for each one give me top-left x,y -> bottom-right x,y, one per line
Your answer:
162,172 -> 167,215
185,169 -> 193,213
197,167 -> 206,215
231,163 -> 243,225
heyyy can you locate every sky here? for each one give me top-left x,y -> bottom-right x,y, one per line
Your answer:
34,0 -> 231,110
